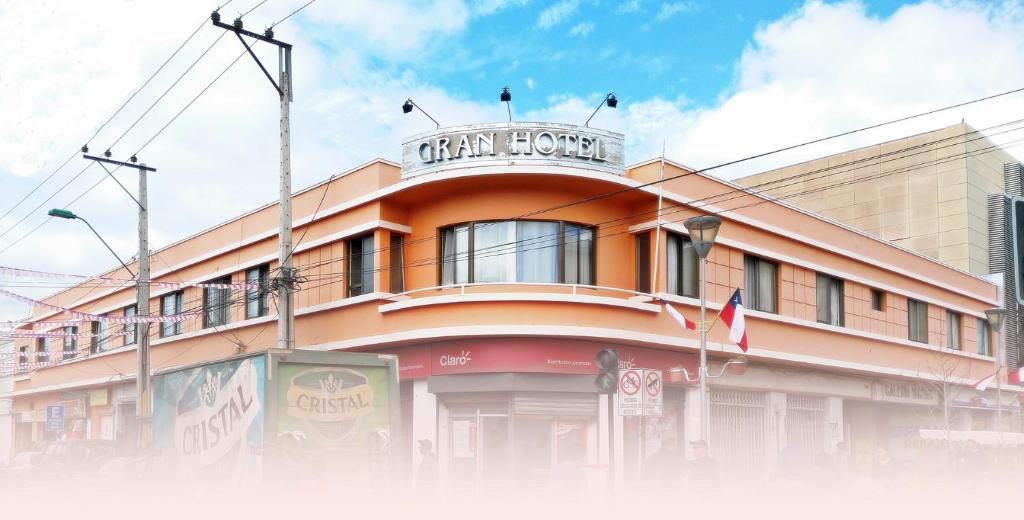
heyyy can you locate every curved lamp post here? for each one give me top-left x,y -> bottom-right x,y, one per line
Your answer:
985,307 -> 1007,434
683,214 -> 722,443
47,209 -> 135,278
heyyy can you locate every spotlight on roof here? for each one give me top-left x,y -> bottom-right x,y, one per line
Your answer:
401,98 -> 439,128
104,149 -> 112,158
81,144 -> 89,154
129,155 -> 138,164
233,17 -> 243,30
585,92 -> 619,126
500,86 -> 511,103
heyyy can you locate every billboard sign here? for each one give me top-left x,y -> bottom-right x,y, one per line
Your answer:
152,356 -> 265,477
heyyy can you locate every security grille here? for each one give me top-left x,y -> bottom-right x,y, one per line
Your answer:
710,389 -> 767,480
785,394 -> 828,457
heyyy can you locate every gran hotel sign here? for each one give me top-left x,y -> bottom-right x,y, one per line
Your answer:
401,122 -> 625,178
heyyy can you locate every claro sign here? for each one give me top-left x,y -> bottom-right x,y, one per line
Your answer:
401,122 -> 625,178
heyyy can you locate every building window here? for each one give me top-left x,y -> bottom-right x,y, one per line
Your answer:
36,338 -> 46,363
123,305 -> 138,346
440,221 -> 597,286
245,265 -> 270,319
161,291 -> 184,338
91,319 -> 109,354
635,232 -> 651,293
203,276 -> 231,328
564,224 -> 595,285
63,326 -> 77,360
945,311 -> 962,350
744,255 -> 777,313
977,318 -> 991,356
18,346 -> 27,365
870,289 -> 885,311
666,232 -> 698,297
390,235 -> 405,293
907,299 -> 928,343
815,274 -> 844,326
347,234 -> 375,297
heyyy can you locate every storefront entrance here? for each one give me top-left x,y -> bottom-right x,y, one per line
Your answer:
449,408 -> 510,494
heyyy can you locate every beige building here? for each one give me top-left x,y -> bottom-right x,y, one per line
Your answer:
736,122 -> 1016,275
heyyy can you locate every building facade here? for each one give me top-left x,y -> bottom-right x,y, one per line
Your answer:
735,123 -> 1024,369
0,121 -> 1014,489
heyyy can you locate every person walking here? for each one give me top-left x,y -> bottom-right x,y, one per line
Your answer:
417,439 -> 439,495
686,440 -> 719,493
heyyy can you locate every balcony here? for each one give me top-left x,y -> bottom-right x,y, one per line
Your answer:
380,282 -> 660,314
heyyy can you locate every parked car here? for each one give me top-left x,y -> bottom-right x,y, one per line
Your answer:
36,439 -> 118,478
0,451 -> 41,479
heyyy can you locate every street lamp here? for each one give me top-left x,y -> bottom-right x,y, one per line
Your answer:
985,307 -> 1007,434
683,215 -> 722,444
401,98 -> 440,128
47,209 -> 135,278
668,356 -> 748,384
584,92 -> 618,127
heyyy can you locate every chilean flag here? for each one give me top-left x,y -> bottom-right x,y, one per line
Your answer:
973,371 -> 998,391
664,302 -> 697,331
1009,367 -> 1023,386
720,288 -> 748,352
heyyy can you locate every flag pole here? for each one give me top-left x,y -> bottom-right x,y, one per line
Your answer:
650,141 -> 666,297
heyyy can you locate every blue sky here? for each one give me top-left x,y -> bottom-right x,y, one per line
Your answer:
345,0 -> 909,113
2,0 -> 1024,321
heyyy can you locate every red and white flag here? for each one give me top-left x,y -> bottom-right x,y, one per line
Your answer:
720,288 -> 748,352
973,371 -> 999,391
664,302 -> 697,331
1008,367 -> 1023,386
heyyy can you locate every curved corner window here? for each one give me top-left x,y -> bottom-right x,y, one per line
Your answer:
440,221 -> 595,285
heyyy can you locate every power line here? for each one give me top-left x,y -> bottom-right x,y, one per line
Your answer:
0,1 -> 234,239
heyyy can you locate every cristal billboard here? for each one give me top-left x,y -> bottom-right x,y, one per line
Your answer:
273,363 -> 392,481
152,356 -> 265,479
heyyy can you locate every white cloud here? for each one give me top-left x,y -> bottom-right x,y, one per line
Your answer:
526,78 -> 536,90
616,0 -> 642,14
656,1 -> 697,21
537,0 -> 580,28
570,21 -> 594,36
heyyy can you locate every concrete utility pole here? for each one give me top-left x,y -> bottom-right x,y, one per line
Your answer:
212,11 -> 295,349
82,152 -> 155,448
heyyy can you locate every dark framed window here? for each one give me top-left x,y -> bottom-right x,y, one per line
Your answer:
36,338 -> 46,363
977,318 -> 991,356
440,221 -> 596,286
908,299 -> 928,343
815,273 -> 844,327
667,232 -> 698,297
204,276 -> 232,328
390,235 -> 405,293
62,326 -> 77,360
870,289 -> 885,311
744,255 -> 778,313
18,346 -> 27,365
90,318 -> 109,354
245,265 -> 270,319
347,234 -> 375,297
945,311 -> 962,350
123,305 -> 138,346
161,291 -> 184,338
635,232 -> 651,293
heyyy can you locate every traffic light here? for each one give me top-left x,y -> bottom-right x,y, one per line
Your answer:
595,349 -> 618,394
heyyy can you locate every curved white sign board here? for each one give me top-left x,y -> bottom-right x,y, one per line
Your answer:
402,122 -> 625,178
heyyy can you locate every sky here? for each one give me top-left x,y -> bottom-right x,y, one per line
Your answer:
1,0 -> 1024,321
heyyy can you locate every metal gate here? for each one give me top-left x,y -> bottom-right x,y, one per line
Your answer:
710,389 -> 767,480
785,394 -> 828,458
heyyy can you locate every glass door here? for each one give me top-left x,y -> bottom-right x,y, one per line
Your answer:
448,410 -> 510,494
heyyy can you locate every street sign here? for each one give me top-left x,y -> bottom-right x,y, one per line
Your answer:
643,369 -> 663,417
619,369 -> 643,416
45,405 -> 64,432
